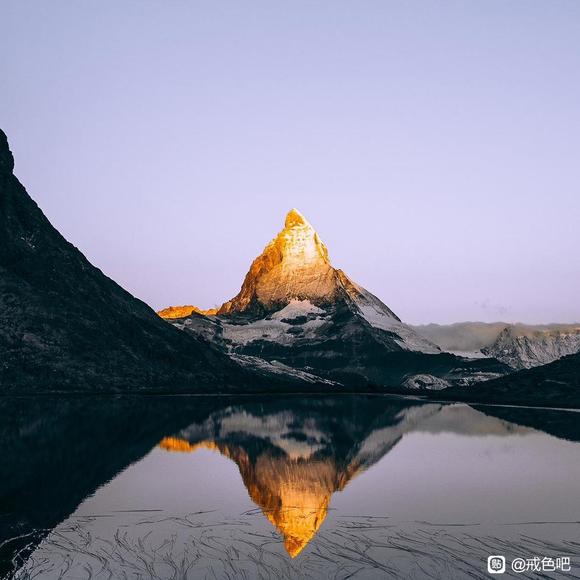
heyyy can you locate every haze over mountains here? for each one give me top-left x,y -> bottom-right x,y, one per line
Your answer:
415,322 -> 580,369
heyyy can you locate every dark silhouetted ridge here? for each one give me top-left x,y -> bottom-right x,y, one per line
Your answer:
0,129 -> 249,392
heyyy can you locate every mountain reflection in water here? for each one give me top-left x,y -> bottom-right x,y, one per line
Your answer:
2,395 -> 580,579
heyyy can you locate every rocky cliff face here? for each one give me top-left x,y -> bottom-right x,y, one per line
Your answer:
161,210 -> 508,388
482,325 -> 580,370
0,129 -> 255,392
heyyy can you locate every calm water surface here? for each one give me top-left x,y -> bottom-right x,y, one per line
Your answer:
1,395 -> 580,579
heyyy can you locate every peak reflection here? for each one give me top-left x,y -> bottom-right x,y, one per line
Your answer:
156,397 -> 531,557
161,433 -> 350,557
4,395 -> 578,578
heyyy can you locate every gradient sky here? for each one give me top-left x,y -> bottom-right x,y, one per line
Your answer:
1,1 -> 579,324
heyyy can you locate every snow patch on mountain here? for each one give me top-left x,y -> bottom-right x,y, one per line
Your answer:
231,354 -> 336,385
271,299 -> 325,321
222,311 -> 328,346
402,374 -> 451,390
357,303 -> 440,353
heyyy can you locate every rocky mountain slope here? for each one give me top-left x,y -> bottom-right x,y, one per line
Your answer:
412,322 -> 509,355
0,129 -> 297,392
161,210 -> 507,388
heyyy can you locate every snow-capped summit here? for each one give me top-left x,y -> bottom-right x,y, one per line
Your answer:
284,207 -> 310,228
162,208 -> 438,353
218,208 -> 337,314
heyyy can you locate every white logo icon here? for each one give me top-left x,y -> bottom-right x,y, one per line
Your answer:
488,555 -> 506,574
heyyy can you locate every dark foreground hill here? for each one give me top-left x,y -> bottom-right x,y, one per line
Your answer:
0,129 -> 263,392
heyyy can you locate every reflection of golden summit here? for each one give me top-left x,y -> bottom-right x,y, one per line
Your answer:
158,436 -> 359,557
159,436 -> 220,452
246,454 -> 335,557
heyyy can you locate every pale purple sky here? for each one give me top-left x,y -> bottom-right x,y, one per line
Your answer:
1,2 -> 579,324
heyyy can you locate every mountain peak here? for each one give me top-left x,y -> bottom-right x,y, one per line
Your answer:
284,208 -> 309,229
162,206 -> 441,361
217,209 -> 335,314
0,129 -> 15,175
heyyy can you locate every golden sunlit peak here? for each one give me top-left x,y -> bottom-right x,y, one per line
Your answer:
284,208 -> 309,229
157,305 -> 218,319
216,207 -> 335,314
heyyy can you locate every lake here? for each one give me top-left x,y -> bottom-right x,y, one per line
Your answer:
1,395 -> 579,579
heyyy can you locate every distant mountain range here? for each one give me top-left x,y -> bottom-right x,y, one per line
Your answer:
482,325 -> 580,370
440,352 -> 580,408
413,322 -> 580,370
411,326 -> 580,406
